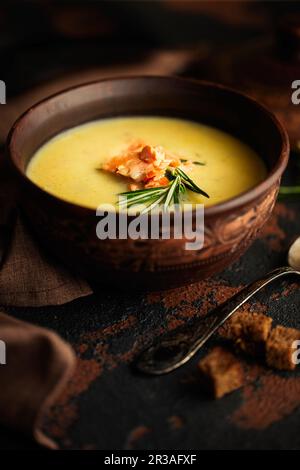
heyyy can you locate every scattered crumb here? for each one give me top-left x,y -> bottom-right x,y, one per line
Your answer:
198,346 -> 244,399
266,325 -> 300,371
125,425 -> 151,450
168,415 -> 184,430
223,311 -> 272,357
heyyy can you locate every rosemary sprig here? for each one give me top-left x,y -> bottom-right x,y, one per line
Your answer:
117,167 -> 209,213
180,158 -> 205,166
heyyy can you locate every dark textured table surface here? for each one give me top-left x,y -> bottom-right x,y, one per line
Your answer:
1,198 -> 300,450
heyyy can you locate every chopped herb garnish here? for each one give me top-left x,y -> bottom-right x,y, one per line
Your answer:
117,167 -> 209,213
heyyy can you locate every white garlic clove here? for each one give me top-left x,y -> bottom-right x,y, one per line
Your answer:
288,236 -> 300,270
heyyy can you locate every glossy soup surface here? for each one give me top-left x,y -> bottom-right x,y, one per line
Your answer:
27,116 -> 267,209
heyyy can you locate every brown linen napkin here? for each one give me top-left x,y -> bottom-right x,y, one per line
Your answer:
0,214 -> 92,307
0,156 -> 18,269
0,157 -> 92,307
0,311 -> 76,449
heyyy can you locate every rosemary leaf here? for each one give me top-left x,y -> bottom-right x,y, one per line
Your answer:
176,168 -> 209,198
117,165 -> 209,212
278,186 -> 300,200
141,192 -> 168,214
279,186 -> 300,195
119,186 -> 166,197
164,175 -> 180,209
118,187 -> 168,205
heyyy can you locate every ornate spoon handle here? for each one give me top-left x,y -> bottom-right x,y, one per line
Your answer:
136,266 -> 300,375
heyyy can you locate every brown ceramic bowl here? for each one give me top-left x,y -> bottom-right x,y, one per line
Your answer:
7,77 -> 289,290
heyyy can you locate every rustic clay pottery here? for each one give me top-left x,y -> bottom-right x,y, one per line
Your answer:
7,77 -> 289,289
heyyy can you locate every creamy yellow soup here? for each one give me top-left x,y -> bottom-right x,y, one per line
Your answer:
27,116 -> 266,209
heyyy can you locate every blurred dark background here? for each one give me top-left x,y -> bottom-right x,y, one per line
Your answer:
1,0 -> 300,97
2,0 -> 300,153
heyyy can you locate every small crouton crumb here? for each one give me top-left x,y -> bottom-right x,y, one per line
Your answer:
198,346 -> 244,399
266,325 -> 300,371
223,311 -> 272,357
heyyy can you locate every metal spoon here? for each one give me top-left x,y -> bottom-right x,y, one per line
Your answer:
135,238 -> 300,375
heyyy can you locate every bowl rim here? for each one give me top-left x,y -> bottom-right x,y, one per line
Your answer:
7,75 -> 290,217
